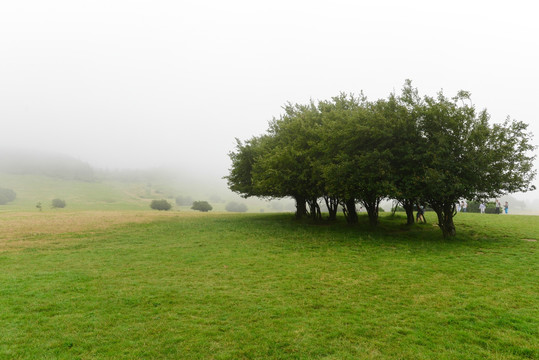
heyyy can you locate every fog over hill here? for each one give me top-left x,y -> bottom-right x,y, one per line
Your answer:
0,148 -> 224,193
1,148 -> 537,213
0,148 -> 297,212
1,1 -> 537,210
0,149 -> 95,181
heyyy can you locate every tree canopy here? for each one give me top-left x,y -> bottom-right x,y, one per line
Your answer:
191,201 -> 213,212
0,187 -> 16,205
150,199 -> 172,211
226,81 -> 536,237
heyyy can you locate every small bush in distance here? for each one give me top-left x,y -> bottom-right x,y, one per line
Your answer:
225,201 -> 248,212
0,187 -> 16,205
51,198 -> 66,208
150,199 -> 172,211
191,201 -> 212,212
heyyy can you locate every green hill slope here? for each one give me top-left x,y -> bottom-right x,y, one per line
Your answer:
0,173 -> 158,211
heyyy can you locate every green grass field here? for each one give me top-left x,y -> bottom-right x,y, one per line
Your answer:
0,210 -> 537,359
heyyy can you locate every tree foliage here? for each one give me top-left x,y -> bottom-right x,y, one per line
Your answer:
150,199 -> 172,211
51,198 -> 66,208
226,81 -> 536,237
191,201 -> 213,212
0,187 -> 16,205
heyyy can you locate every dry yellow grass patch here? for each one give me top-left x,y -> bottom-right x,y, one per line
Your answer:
0,210 -> 203,251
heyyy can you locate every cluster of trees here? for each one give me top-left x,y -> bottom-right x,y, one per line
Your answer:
152,197 -> 216,212
51,198 -> 66,208
191,201 -> 212,212
33,199 -> 67,210
150,199 -> 172,211
0,187 -> 16,205
226,81 -> 536,237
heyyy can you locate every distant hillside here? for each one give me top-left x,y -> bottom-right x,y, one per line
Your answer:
0,149 -> 95,181
0,173 -> 154,211
0,149 -> 295,213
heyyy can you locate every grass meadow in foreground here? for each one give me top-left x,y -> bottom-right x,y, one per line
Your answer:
0,211 -> 537,359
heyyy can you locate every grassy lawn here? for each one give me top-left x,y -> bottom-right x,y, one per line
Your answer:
0,211 -> 537,359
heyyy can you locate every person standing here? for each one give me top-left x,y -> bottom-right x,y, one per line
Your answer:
462,200 -> 467,212
495,199 -> 501,214
479,202 -> 486,214
504,201 -> 509,214
416,205 -> 426,223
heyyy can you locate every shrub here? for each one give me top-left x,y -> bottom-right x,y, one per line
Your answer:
0,187 -> 16,205
51,198 -> 66,208
225,201 -> 248,212
150,199 -> 172,211
191,201 -> 212,212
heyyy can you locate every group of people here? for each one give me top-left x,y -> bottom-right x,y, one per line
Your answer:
495,199 -> 509,214
415,199 -> 510,223
456,199 -> 509,214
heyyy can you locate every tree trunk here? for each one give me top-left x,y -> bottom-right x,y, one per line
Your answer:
432,202 -> 457,237
294,196 -> 307,219
391,200 -> 399,216
307,198 -> 322,222
324,196 -> 339,221
362,198 -> 380,227
402,199 -> 415,225
342,198 -> 358,224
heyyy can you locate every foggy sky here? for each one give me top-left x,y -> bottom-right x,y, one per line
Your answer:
1,1 -> 538,200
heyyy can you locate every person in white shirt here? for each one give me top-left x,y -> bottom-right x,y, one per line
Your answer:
479,202 -> 486,214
